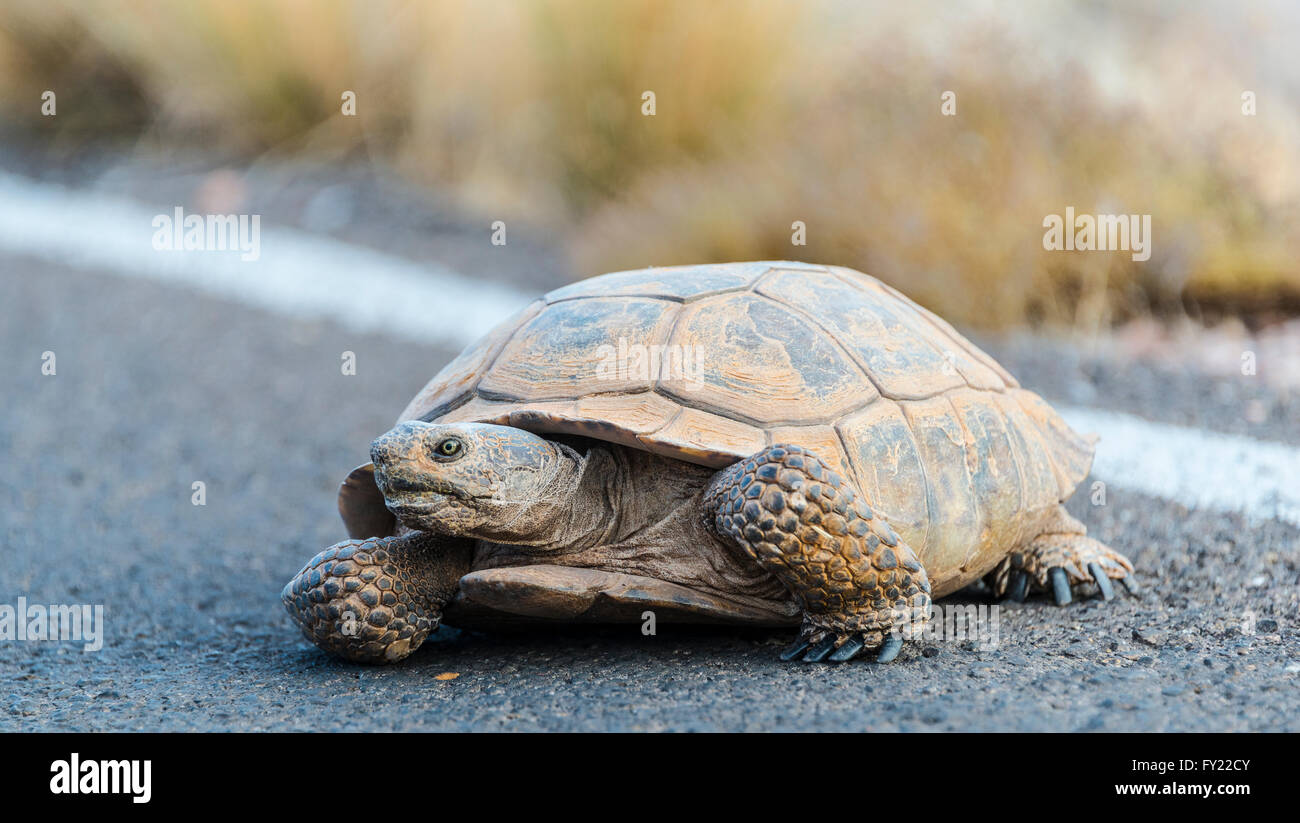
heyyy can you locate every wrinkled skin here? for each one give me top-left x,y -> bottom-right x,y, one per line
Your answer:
370,421 -> 583,544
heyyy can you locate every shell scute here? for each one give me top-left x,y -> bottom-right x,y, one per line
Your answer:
835,399 -> 930,554
899,396 -> 981,578
838,267 -> 1019,389
945,389 -> 1028,574
659,292 -> 878,425
478,297 -> 678,400
636,407 -> 767,467
757,268 -> 966,400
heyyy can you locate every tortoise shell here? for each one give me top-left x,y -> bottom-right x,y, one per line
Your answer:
363,261 -> 1093,599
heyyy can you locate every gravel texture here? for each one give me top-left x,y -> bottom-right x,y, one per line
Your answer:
2,253 -> 1296,732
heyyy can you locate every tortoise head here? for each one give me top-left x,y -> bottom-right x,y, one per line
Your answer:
369,421 -> 570,539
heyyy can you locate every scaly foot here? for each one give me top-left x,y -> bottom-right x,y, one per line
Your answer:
282,532 -> 471,663
986,508 -> 1138,606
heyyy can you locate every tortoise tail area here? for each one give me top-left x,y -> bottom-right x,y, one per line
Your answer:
1012,389 -> 1095,500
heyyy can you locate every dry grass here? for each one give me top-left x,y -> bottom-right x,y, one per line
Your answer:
1,0 -> 1296,328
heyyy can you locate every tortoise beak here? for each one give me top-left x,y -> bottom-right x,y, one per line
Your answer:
370,420 -> 432,467
370,422 -> 433,501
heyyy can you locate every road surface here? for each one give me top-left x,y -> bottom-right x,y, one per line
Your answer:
1,167 -> 1296,731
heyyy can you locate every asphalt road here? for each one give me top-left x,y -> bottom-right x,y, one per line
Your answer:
1,171 -> 1297,731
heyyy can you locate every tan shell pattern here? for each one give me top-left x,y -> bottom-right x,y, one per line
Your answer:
398,262 -> 1094,591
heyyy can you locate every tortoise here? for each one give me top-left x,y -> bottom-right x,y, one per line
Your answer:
282,261 -> 1138,664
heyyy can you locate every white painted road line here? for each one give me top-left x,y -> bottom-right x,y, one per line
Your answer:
0,172 -> 533,348
1059,407 -> 1300,529
2,172 -> 1296,527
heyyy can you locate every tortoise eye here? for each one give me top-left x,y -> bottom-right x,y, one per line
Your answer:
433,437 -> 464,458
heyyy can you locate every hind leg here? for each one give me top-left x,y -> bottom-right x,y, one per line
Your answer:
986,506 -> 1138,606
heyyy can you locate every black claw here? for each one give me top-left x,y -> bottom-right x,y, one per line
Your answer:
828,637 -> 865,662
1088,562 -> 1115,601
1006,570 -> 1029,603
1049,567 -> 1072,606
876,634 -> 904,663
1120,575 -> 1141,595
802,636 -> 839,663
780,638 -> 812,661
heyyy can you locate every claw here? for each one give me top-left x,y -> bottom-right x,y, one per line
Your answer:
827,637 -> 865,662
1087,562 -> 1114,601
876,634 -> 904,663
1006,570 -> 1029,603
802,636 -> 839,662
1049,567 -> 1071,606
1120,575 -> 1141,595
780,637 -> 813,661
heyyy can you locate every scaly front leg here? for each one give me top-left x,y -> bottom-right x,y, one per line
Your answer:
704,445 -> 932,663
282,532 -> 473,663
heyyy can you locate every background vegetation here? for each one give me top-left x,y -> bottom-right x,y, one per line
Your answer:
1,0 -> 1296,329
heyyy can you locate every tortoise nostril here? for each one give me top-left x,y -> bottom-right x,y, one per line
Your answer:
370,434 -> 405,466
371,421 -> 432,466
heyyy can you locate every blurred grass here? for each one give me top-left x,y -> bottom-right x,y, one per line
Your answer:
0,0 -> 1296,329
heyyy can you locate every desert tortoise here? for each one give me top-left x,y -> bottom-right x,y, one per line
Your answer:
283,261 -> 1137,664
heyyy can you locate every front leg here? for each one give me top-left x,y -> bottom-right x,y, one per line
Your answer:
704,445 -> 931,663
282,532 -> 473,664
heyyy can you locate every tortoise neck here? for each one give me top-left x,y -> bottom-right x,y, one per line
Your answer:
468,441 -> 715,555
460,440 -> 606,549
